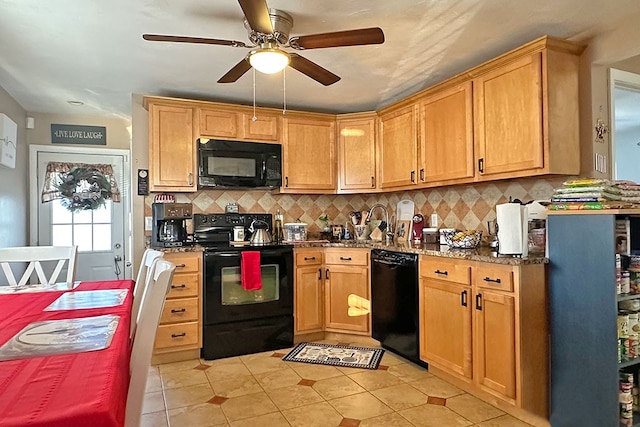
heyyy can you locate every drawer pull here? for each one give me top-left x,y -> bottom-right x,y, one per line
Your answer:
461,290 -> 467,307
339,257 -> 352,261
170,308 -> 186,313
175,263 -> 186,268
171,284 -> 186,289
304,256 -> 316,261
434,269 -> 448,276
475,293 -> 482,311
483,277 -> 501,284
171,332 -> 186,338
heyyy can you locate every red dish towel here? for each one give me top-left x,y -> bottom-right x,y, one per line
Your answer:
241,251 -> 262,291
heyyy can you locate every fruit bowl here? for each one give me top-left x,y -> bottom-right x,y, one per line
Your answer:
441,230 -> 483,249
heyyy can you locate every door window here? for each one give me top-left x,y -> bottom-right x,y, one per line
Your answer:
220,264 -> 280,305
51,200 -> 112,252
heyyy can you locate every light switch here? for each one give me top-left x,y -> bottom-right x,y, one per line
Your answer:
145,216 -> 153,231
430,213 -> 439,228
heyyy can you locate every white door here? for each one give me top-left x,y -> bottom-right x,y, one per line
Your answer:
35,150 -> 128,281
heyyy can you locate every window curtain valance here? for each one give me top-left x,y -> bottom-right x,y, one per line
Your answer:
41,162 -> 120,212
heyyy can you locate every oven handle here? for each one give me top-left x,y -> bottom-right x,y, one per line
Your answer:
205,248 -> 293,258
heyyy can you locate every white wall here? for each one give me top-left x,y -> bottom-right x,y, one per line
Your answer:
0,86 -> 27,248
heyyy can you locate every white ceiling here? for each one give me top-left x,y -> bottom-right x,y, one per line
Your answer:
2,0 -> 640,121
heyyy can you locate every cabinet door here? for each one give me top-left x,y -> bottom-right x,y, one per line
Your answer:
295,265 -> 324,333
378,104 -> 418,189
149,104 -> 196,191
199,109 -> 238,138
419,279 -> 472,378
324,265 -> 369,333
337,116 -> 377,191
474,289 -> 516,400
282,116 -> 336,191
419,82 -> 474,184
241,113 -> 280,141
474,53 -> 543,178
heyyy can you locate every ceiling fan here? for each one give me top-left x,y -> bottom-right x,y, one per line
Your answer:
143,0 -> 385,86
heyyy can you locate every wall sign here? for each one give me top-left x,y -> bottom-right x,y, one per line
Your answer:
137,169 -> 149,196
51,124 -> 107,145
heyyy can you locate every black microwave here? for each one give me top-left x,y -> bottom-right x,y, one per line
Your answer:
198,139 -> 282,189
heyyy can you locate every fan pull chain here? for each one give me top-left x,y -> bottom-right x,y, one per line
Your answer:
252,68 -> 257,121
282,67 -> 287,115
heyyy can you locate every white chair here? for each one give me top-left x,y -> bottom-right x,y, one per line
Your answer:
0,245 -> 77,288
125,258 -> 175,427
130,249 -> 164,338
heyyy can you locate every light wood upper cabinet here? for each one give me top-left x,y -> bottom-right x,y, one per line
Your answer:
148,103 -> 196,192
378,104 -> 419,190
337,113 -> 377,192
241,113 -> 280,141
419,81 -> 474,185
282,114 -> 336,192
199,109 -> 238,139
473,38 -> 582,180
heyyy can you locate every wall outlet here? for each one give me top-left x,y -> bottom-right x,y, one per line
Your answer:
145,216 -> 153,231
430,213 -> 439,228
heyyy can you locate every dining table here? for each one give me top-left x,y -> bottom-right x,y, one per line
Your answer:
0,279 -> 134,427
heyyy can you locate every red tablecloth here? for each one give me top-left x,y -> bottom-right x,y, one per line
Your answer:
0,280 -> 134,427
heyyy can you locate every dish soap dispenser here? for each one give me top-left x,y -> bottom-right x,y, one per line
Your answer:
274,209 -> 284,243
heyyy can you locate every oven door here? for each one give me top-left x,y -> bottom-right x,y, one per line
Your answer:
203,246 -> 293,325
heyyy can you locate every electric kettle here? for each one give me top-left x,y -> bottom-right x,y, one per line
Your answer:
248,220 -> 272,246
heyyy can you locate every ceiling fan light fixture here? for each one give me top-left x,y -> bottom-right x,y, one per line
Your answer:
249,43 -> 290,74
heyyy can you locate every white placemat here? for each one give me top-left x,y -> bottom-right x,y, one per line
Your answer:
0,281 -> 81,294
0,314 -> 119,361
44,289 -> 128,311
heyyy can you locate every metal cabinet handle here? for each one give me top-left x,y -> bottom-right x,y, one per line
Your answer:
304,256 -> 316,261
478,158 -> 484,173
475,293 -> 482,310
339,257 -> 352,261
188,173 -> 194,186
461,290 -> 467,307
483,277 -> 501,284
171,308 -> 186,313
420,168 -> 425,181
176,264 -> 186,268
411,170 -> 415,183
171,284 -> 186,289
171,332 -> 186,338
371,176 -> 375,188
285,176 -> 289,187
318,268 -> 322,280
434,269 -> 448,276
325,268 -> 329,280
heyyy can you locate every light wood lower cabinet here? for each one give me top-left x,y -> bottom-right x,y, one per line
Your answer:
294,248 -> 370,336
154,251 -> 202,355
419,256 -> 547,418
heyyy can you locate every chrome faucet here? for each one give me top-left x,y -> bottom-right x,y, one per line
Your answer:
365,204 -> 394,245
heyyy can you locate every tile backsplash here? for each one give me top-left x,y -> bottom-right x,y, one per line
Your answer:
144,176 -> 567,236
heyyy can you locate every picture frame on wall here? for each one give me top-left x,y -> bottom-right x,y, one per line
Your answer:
0,114 -> 17,169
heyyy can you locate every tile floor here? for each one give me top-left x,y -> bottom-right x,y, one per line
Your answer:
142,340 -> 533,427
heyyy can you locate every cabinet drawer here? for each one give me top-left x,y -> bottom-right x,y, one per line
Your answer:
474,264 -> 514,292
420,256 -> 470,285
160,298 -> 199,324
295,250 -> 323,266
164,253 -> 201,273
325,249 -> 369,266
155,322 -> 199,349
167,272 -> 200,298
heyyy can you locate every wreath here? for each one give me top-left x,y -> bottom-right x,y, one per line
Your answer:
55,167 -> 114,212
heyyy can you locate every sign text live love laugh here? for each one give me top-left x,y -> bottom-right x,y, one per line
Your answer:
50,124 -> 107,145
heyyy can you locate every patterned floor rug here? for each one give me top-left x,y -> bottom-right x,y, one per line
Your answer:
283,342 -> 385,370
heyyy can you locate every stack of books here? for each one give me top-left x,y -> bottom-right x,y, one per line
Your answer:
549,179 -> 640,210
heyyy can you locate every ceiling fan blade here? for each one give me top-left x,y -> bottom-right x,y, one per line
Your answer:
143,34 -> 247,48
238,0 -> 273,34
289,53 -> 340,86
289,27 -> 385,50
218,59 -> 252,83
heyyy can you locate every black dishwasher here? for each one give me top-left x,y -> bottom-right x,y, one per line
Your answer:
371,249 -> 425,367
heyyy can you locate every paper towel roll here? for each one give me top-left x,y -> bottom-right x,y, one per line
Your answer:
496,203 -> 528,256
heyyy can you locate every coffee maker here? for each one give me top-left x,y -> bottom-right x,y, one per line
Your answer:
151,203 -> 193,248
